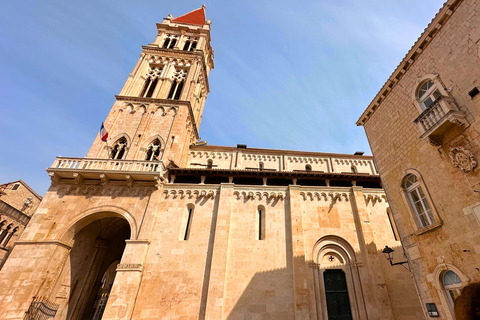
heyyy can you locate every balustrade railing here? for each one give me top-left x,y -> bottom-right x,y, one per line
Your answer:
50,157 -> 163,173
414,96 -> 457,133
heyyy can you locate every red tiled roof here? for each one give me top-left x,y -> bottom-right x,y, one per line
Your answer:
171,7 -> 206,26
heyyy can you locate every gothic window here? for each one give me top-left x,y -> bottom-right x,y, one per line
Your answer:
305,165 -> 312,171
1,226 -> 18,248
417,79 -> 442,110
183,37 -> 198,51
110,138 -> 127,160
0,224 -> 12,245
351,165 -> 358,173
167,69 -> 187,100
162,34 -> 178,49
145,139 -> 162,161
403,174 -> 435,228
442,270 -> 463,311
257,206 -> 266,240
140,67 -> 163,98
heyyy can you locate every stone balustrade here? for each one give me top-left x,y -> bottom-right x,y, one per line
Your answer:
51,157 -> 162,173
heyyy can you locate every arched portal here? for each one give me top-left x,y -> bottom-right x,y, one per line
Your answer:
53,215 -> 131,320
312,236 -> 367,320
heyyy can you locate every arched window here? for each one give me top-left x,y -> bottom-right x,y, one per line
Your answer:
0,224 -> 12,245
206,159 -> 213,169
257,206 -> 266,240
417,80 -> 442,110
403,174 -> 435,228
259,162 -> 264,170
442,270 -> 463,311
162,34 -> 178,49
351,165 -> 357,173
305,165 -> 312,172
145,139 -> 161,161
1,226 -> 18,247
180,204 -> 194,241
140,67 -> 162,98
183,37 -> 198,51
110,138 -> 127,160
168,69 -> 187,100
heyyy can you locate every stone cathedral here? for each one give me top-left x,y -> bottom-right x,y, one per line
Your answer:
0,7 -> 425,320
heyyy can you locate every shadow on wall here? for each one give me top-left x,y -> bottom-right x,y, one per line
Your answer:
225,243 -> 423,320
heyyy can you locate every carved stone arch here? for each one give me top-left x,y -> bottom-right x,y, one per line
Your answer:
143,135 -> 165,150
136,104 -> 147,115
432,263 -> 470,319
59,205 -> 138,245
312,235 -> 367,320
110,133 -> 132,148
123,102 -> 135,114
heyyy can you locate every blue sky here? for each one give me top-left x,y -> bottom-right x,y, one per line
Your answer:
0,0 -> 445,195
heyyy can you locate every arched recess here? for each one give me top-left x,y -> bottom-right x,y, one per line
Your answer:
312,235 -> 367,320
51,208 -> 136,320
432,263 -> 470,320
108,133 -> 132,160
142,135 -> 165,161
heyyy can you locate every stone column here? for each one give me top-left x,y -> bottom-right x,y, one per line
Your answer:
102,239 -> 150,320
350,186 -> 393,319
203,183 -> 233,319
288,185 -> 317,319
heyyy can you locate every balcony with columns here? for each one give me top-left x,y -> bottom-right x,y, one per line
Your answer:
47,157 -> 165,186
414,95 -> 468,145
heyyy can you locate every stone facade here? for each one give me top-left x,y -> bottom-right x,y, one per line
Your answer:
0,180 -> 41,269
0,7 -> 423,320
358,0 -> 480,318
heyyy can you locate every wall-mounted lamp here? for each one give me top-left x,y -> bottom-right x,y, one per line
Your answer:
382,245 -> 411,272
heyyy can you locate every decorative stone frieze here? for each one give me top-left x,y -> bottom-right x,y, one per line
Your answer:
449,146 -> 476,172
162,187 -> 218,200
56,185 -> 154,198
334,159 -> 370,166
190,151 -> 231,159
287,157 -> 327,164
299,191 -> 349,202
364,193 -> 387,205
242,154 -> 280,162
233,190 -> 284,201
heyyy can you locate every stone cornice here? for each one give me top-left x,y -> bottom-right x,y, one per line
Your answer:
115,95 -> 200,139
189,145 -> 375,160
356,0 -> 463,126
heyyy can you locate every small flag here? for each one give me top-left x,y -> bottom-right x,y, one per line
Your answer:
100,122 -> 108,142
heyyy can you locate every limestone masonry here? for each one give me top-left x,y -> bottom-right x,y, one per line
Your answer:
358,0 -> 480,319
1,6 -> 425,320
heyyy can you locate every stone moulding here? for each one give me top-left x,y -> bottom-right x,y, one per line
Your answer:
162,187 -> 218,200
449,146 -> 477,172
364,194 -> 388,205
116,263 -> 143,272
299,191 -> 349,202
233,190 -> 284,201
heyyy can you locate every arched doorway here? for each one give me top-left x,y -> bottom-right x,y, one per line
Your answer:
53,215 -> 131,320
312,236 -> 367,320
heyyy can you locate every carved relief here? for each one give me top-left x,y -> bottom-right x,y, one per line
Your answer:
364,194 -> 387,205
287,157 -> 326,164
163,187 -> 218,200
449,146 -> 476,172
299,191 -> 349,202
233,190 -> 284,201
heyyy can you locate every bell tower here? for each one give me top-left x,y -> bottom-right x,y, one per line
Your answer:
87,6 -> 214,168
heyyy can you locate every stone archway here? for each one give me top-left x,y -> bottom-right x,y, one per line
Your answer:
52,214 -> 132,320
312,236 -> 368,320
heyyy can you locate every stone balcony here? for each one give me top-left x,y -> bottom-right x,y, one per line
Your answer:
47,157 -> 164,186
414,95 -> 468,144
